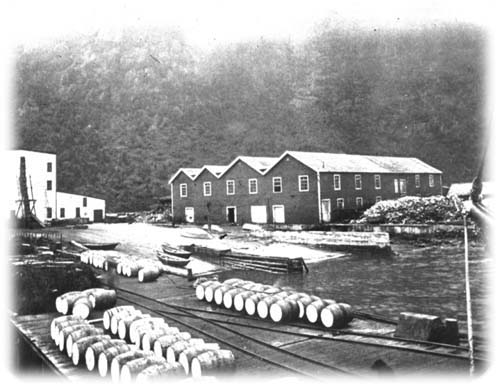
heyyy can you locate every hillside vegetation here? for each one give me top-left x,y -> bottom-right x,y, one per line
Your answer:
14,23 -> 486,211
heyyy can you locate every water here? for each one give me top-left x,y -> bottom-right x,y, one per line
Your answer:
218,239 -> 491,335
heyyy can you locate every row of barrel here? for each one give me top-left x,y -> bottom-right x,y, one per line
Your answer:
55,288 -> 117,319
80,250 -> 162,282
195,278 -> 354,328
50,301 -> 236,381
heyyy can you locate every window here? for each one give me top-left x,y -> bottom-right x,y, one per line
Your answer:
249,179 -> 258,194
180,183 -> 187,197
429,175 -> 435,187
399,178 -> 407,194
46,180 -> 52,191
336,198 -> 344,209
355,175 -> 362,190
394,179 -> 399,193
46,207 -> 52,219
60,208 -> 65,218
83,197 -> 87,207
356,197 -> 363,208
415,174 -> 420,188
375,196 -> 382,203
226,180 -> 235,195
374,175 -> 381,190
298,175 -> 309,192
273,177 -> 282,193
333,174 -> 341,190
47,162 -> 52,172
203,182 -> 212,196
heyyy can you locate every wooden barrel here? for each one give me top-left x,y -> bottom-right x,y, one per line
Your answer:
191,349 -> 235,378
87,289 -> 117,310
65,326 -> 103,357
213,284 -> 232,306
136,362 -> 185,381
244,293 -> 267,316
111,309 -> 143,335
116,263 -> 123,275
178,344 -> 220,375
274,290 -> 295,299
118,313 -> 151,341
240,281 -> 257,290
129,317 -> 166,345
55,291 -> 81,313
204,282 -> 223,303
57,324 -> 91,351
85,339 -> 127,372
222,278 -> 244,286
138,266 -> 161,282
110,351 -> 153,382
320,303 -> 347,328
120,356 -> 167,382
233,290 -> 255,312
132,322 -> 170,348
72,297 -> 94,319
269,299 -> 300,323
263,286 -> 282,295
97,344 -> 131,377
140,327 -> 181,351
222,287 -> 245,309
71,334 -> 109,366
165,338 -> 205,364
257,296 -> 279,319
295,296 -> 315,319
50,316 -> 83,341
57,292 -> 89,315
53,321 -> 89,346
195,280 -> 218,301
305,299 -> 337,324
126,263 -> 140,278
103,306 -> 136,331
153,333 -> 192,358
338,303 -> 354,323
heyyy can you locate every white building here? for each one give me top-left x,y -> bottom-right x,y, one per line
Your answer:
57,192 -> 105,222
7,149 -> 106,224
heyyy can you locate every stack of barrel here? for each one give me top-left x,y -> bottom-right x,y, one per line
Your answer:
102,305 -> 236,379
80,250 -> 123,270
195,278 -> 354,329
55,288 -> 117,319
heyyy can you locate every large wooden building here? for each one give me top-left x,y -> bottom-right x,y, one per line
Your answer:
169,151 -> 443,225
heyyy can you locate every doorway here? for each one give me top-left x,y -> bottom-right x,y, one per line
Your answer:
226,206 -> 237,223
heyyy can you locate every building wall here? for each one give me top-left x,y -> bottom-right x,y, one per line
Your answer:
56,192 -> 106,222
7,150 -> 57,223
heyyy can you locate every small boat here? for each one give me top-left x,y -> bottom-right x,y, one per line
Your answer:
83,242 -> 119,250
161,243 -> 192,259
156,251 -> 191,268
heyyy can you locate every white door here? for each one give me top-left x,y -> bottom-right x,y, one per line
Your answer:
250,205 -> 267,223
321,199 -> 331,222
185,207 -> 194,223
272,205 -> 285,224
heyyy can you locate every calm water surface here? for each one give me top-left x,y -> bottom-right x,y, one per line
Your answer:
218,239 -> 491,335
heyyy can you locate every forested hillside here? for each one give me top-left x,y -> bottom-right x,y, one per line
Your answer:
14,23 -> 486,211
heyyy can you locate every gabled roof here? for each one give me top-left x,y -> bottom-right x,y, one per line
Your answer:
168,168 -> 203,184
203,165 -> 227,177
268,151 -> 442,174
219,156 -> 280,177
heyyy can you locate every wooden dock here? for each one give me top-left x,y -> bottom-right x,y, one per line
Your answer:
10,271 -> 487,380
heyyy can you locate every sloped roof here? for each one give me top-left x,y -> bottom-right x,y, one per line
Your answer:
203,165 -> 227,177
168,168 -> 203,184
277,151 -> 442,174
219,156 -> 280,177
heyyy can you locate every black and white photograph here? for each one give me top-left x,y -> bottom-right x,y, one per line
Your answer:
1,0 -> 498,384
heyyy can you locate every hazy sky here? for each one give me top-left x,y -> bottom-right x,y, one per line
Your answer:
3,0 -> 494,50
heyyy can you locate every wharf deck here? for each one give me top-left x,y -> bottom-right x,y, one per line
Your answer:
10,271 -> 485,381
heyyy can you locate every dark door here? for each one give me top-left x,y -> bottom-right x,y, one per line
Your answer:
227,207 -> 236,223
76,207 -> 80,218
93,209 -> 103,222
